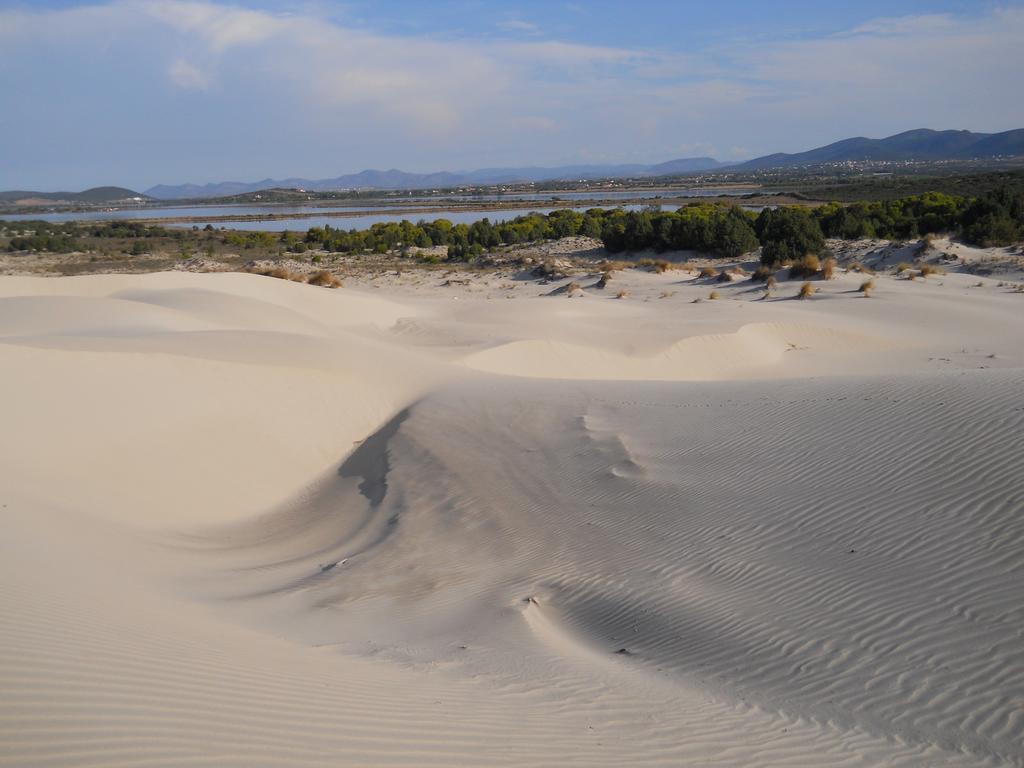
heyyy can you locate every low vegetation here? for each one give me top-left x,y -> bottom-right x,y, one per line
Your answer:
2,186 -> 1020,275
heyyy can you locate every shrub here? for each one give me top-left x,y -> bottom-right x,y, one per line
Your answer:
757,207 -> 826,266
765,275 -> 777,289
789,254 -> 821,279
858,279 -> 875,296
307,270 -> 343,288
849,261 -> 875,274
896,262 -> 913,274
699,266 -> 719,279
917,262 -> 944,278
797,282 -> 816,300
615,289 -> 631,299
821,257 -> 836,280
750,264 -> 773,282
708,290 -> 721,300
595,271 -> 613,289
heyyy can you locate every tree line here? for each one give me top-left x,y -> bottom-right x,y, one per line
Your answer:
4,186 -> 1021,258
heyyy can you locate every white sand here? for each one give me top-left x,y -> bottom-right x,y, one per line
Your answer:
1,265 -> 1022,766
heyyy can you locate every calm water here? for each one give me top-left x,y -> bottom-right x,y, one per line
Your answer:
0,204 -> 374,224
396,187 -> 755,203
3,197 -> 768,233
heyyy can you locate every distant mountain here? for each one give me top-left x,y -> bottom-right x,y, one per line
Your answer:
0,186 -> 148,204
733,129 -> 1024,170
144,158 -> 727,200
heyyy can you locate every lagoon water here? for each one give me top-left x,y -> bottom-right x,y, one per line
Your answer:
1,187 -> 763,232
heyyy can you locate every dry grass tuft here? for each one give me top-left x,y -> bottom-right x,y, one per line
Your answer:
750,264 -> 773,282
788,254 -> 821,279
245,265 -> 305,282
916,262 -> 944,278
598,260 -> 632,272
858,278 -> 876,297
638,258 -> 673,273
595,270 -> 614,289
849,261 -> 876,275
797,282 -> 816,300
307,270 -> 343,288
658,290 -> 676,299
896,262 -> 913,274
708,290 -> 721,300
699,266 -> 720,280
821,257 -> 836,280
615,289 -> 631,299
566,281 -> 583,296
765,275 -> 777,289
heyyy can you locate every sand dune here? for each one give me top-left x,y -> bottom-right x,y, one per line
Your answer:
2,268 -> 1022,766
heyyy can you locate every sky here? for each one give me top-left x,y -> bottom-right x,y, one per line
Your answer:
1,0 -> 1022,191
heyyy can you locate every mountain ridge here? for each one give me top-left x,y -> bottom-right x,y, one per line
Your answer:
731,128 -> 1024,170
143,158 -> 726,199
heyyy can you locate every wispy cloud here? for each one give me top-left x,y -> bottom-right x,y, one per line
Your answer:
168,59 -> 210,90
0,1 -> 1021,188
499,19 -> 541,35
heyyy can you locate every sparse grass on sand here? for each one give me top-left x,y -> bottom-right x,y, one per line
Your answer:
789,254 -> 821,279
797,282 -> 816,300
858,278 -> 876,297
708,290 -> 721,300
615,289 -> 631,299
821,257 -> 836,280
849,261 -> 875,275
307,270 -> 343,288
244,266 -> 306,282
699,266 -> 720,280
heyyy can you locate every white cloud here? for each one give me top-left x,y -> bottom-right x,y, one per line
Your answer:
168,59 -> 209,89
0,0 -> 1021,184
500,19 -> 541,35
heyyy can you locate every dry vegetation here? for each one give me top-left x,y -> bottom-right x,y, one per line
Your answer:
307,270 -> 343,288
797,282 -> 816,300
789,254 -> 821,279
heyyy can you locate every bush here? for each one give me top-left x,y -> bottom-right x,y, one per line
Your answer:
757,207 -> 825,266
797,282 -> 816,300
708,290 -> 721,300
698,266 -> 720,279
821,257 -> 836,280
750,264 -> 774,282
858,279 -> 875,296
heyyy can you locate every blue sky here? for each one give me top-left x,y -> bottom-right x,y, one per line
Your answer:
1,1 -> 1022,191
